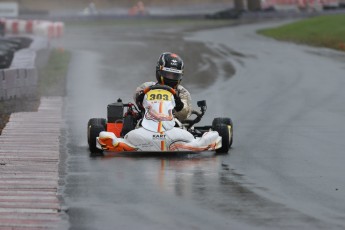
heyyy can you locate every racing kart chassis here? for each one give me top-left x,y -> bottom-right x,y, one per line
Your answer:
88,87 -> 233,154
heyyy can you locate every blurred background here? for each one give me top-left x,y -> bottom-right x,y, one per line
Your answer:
2,0 -> 345,18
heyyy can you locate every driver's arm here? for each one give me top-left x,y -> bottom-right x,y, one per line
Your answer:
133,82 -> 156,107
174,86 -> 192,121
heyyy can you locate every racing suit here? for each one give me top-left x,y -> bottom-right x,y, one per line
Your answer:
134,81 -> 192,121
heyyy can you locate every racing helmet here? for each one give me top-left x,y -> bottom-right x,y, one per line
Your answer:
156,52 -> 184,89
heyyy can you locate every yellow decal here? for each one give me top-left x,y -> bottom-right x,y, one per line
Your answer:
147,89 -> 172,101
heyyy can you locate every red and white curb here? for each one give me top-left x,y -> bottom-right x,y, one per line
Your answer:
0,97 -> 67,229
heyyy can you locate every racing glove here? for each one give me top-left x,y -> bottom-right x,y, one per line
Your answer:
136,91 -> 145,110
174,94 -> 184,112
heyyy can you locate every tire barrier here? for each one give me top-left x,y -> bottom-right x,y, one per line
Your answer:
0,36 -> 48,101
2,19 -> 64,39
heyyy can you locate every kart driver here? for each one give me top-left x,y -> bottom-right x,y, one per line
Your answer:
134,52 -> 192,121
97,53 -> 222,152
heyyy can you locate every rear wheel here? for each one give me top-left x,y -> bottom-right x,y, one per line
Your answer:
87,118 -> 106,154
212,117 -> 233,153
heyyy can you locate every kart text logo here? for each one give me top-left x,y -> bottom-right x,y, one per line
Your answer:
171,59 -> 177,66
152,134 -> 166,140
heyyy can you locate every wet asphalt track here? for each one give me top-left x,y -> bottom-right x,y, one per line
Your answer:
57,19 -> 345,229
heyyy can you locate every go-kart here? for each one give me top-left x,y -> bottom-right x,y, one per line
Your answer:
87,85 -> 233,154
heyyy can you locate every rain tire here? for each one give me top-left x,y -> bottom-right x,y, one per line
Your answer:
87,118 -> 106,154
212,117 -> 233,153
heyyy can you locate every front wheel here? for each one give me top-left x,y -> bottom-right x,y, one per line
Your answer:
212,117 -> 233,153
87,118 -> 106,154
87,118 -> 106,144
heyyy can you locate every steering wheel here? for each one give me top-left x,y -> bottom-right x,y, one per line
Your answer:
143,85 -> 176,95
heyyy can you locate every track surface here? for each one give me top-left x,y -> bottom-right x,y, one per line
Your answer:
57,20 -> 345,229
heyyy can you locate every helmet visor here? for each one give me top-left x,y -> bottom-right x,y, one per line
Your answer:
161,71 -> 182,81
161,67 -> 183,81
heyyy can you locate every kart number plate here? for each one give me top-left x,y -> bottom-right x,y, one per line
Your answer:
147,89 -> 172,101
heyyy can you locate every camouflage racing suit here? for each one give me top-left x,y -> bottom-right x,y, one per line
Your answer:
134,81 -> 192,121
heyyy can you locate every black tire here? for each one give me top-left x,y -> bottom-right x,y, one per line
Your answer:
87,118 -> 106,154
212,117 -> 232,127
87,118 -> 106,144
212,117 -> 233,153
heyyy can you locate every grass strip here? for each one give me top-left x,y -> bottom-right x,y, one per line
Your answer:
258,15 -> 345,51
38,48 -> 71,96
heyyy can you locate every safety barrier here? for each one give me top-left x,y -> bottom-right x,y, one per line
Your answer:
0,68 -> 37,100
2,19 -> 64,39
0,36 -> 48,101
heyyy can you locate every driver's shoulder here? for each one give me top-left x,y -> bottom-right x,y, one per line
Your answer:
177,85 -> 190,94
137,81 -> 156,91
141,81 -> 156,87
